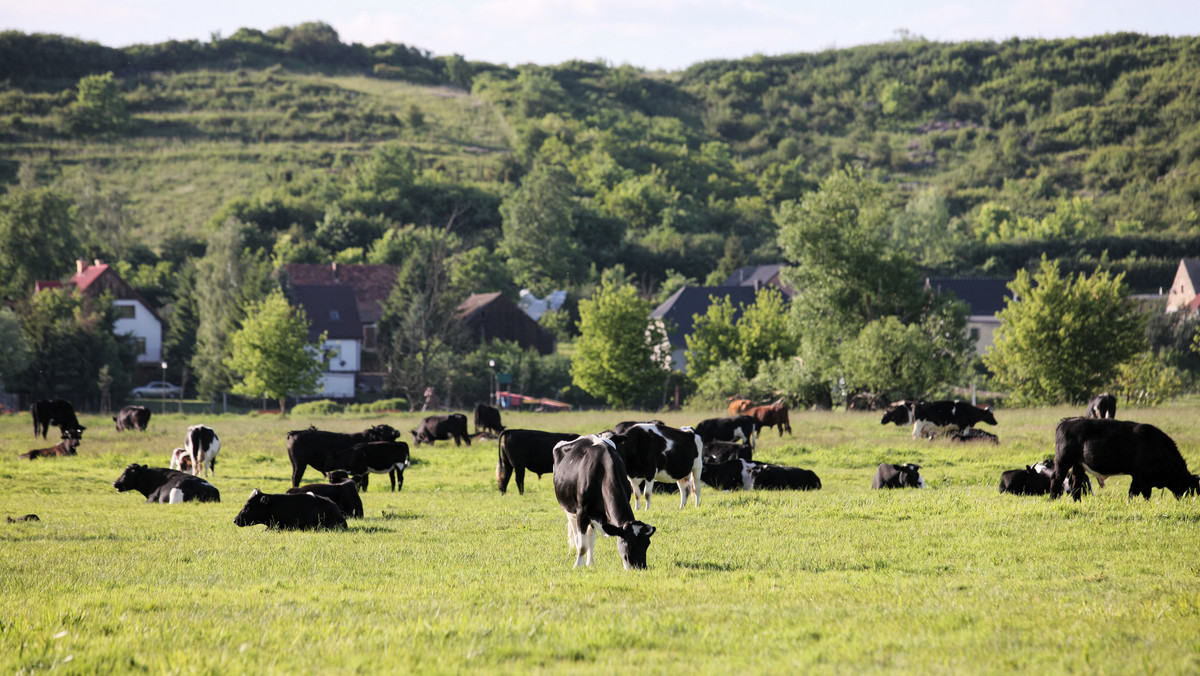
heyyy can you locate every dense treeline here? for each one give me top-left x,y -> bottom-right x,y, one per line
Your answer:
3,25 -> 1200,408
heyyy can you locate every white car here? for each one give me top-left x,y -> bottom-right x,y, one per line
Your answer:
131,381 -> 183,398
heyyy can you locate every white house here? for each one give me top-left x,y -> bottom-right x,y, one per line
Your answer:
290,284 -> 362,399
70,259 -> 164,365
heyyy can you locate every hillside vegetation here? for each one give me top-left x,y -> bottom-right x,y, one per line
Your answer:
4,27 -> 1200,289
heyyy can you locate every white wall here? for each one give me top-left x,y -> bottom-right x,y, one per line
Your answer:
318,372 -> 357,398
323,339 -> 361,372
114,300 -> 162,363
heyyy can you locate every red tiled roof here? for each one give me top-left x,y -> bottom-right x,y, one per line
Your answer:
72,263 -> 109,292
281,263 -> 398,324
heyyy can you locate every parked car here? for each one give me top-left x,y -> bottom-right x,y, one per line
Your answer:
131,381 -> 183,398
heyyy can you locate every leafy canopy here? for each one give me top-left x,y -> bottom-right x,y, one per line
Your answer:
571,278 -> 668,408
225,289 -> 325,413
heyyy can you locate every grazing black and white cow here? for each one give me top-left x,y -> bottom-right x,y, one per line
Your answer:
910,400 -> 997,439
1051,417 -> 1200,501
31,399 -> 85,440
113,405 -> 151,432
286,479 -> 364,518
184,424 -> 220,477
473,404 -> 504,437
551,434 -> 656,569
411,414 -> 471,447
881,401 -> 916,427
19,428 -> 82,460
748,464 -> 822,490
693,415 -> 758,447
700,458 -> 755,491
615,423 -> 703,509
112,463 -> 220,503
948,428 -> 999,444
495,429 -> 580,495
286,424 -> 401,487
872,463 -> 925,489
1086,393 -> 1117,420
233,489 -> 347,530
703,440 -> 754,465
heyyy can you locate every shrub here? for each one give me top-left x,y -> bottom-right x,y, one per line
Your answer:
291,399 -> 345,416
346,397 -> 409,413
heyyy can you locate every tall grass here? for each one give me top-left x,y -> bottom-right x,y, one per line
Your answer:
1,406 -> 1198,673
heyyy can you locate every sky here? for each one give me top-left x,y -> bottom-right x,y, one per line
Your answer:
2,0 -> 1197,71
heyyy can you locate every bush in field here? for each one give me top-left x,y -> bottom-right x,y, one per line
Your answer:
292,399 -> 345,416
346,397 -> 409,413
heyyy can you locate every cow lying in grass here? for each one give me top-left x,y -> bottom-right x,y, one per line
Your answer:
112,464 -> 220,504
234,489 -> 347,530
19,429 -> 82,460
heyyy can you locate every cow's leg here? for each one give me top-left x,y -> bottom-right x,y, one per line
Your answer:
581,523 -> 598,567
565,515 -> 581,562
691,465 -> 702,506
360,473 -> 370,492
497,460 -> 513,494
291,462 -> 305,488
515,466 -> 527,495
462,434 -> 471,447
1069,466 -> 1085,502
643,481 -> 653,509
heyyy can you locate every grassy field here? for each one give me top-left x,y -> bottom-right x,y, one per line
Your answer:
1,405 -> 1198,674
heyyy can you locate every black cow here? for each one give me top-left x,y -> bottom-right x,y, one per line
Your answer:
949,428 -> 999,444
998,465 -> 1052,495
411,414 -> 471,447
303,440 -> 410,492
112,463 -> 220,503
496,429 -> 580,494
693,416 -> 757,447
551,434 -> 656,569
234,489 -> 347,530
748,464 -> 822,490
31,399 -> 85,439
286,424 -> 401,487
872,463 -> 925,489
114,405 -> 151,432
615,423 -> 703,509
184,424 -> 220,477
703,440 -> 753,464
286,479 -> 364,518
1086,393 -> 1117,420
911,401 -> 997,439
473,404 -> 504,437
701,458 -> 754,491
1051,418 -> 1200,501
19,428 -> 82,460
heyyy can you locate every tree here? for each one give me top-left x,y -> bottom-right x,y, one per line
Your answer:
225,289 -> 325,414
68,71 -> 129,135
571,278 -> 668,408
736,287 -> 799,377
498,165 -> 581,295
0,187 -> 81,302
684,295 -> 741,380
983,258 -> 1145,405
0,307 -> 32,390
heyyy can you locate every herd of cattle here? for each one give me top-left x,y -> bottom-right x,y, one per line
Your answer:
13,392 -> 1200,570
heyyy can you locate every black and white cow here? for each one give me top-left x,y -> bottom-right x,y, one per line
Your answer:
473,404 -> 504,437
411,414 -> 471,447
286,479 -> 364,518
871,463 -> 925,489
31,399 -> 85,440
112,463 -> 220,503
551,434 -> 656,569
748,464 -> 822,490
910,401 -> 997,440
702,440 -> 754,465
297,440 -> 409,492
169,447 -> 191,473
286,424 -> 401,487
610,420 -> 664,436
233,489 -> 347,530
700,458 -> 755,491
615,423 -> 703,509
113,405 -> 151,432
496,429 -> 580,495
1051,417 -> 1200,501
880,401 -> 916,427
693,415 -> 758,447
184,424 -> 220,477
19,428 -> 82,460
998,459 -> 1091,496
1086,393 -> 1117,420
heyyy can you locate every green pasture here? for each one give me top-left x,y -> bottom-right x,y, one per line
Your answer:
1,406 -> 1198,673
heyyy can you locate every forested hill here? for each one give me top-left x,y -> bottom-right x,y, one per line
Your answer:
4,25 -> 1200,296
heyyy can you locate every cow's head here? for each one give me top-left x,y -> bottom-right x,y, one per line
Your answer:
368,424 -> 401,442
61,428 -> 82,452
898,463 -> 924,488
602,520 -> 656,570
977,406 -> 998,426
233,489 -> 270,527
112,463 -> 145,492
881,404 -> 913,426
1169,473 -> 1200,499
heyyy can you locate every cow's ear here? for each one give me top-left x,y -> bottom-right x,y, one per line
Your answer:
249,488 -> 263,500
601,523 -> 624,537
643,525 -> 656,537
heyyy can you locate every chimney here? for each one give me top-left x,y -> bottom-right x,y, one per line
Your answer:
331,262 -> 339,283
93,259 -> 104,267
76,258 -> 88,274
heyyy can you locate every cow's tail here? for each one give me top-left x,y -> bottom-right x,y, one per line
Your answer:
496,430 -> 514,494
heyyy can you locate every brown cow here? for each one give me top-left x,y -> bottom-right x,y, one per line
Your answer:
746,403 -> 792,436
19,429 -> 82,460
727,398 -> 752,416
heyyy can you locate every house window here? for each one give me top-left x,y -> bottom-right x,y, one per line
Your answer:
115,305 -> 136,319
969,328 -> 980,341
329,309 -> 341,321
131,337 -> 146,355
363,325 -> 376,350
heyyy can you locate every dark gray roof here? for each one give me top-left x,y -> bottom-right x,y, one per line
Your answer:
720,264 -> 797,297
291,285 -> 362,341
650,286 -> 761,346
924,277 -> 1013,317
